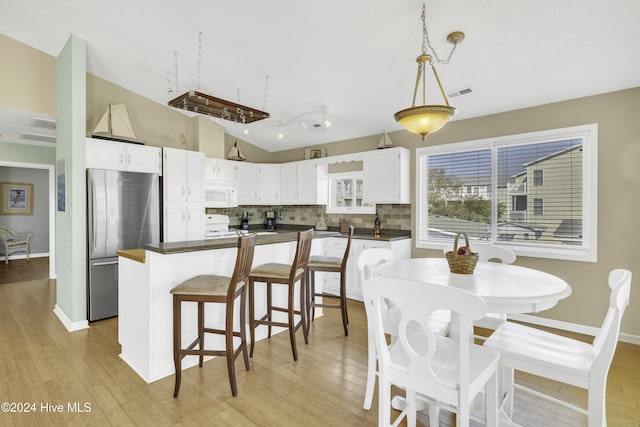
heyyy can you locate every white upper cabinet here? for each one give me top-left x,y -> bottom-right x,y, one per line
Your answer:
280,160 -> 328,205
237,162 -> 258,205
163,147 -> 204,203
204,157 -> 238,187
86,138 -> 161,174
279,162 -> 298,204
256,164 -> 280,205
363,147 -> 410,204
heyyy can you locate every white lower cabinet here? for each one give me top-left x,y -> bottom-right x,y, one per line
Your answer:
164,205 -> 204,242
320,237 -> 411,301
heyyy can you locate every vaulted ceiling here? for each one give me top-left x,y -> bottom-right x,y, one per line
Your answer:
2,0 -> 640,151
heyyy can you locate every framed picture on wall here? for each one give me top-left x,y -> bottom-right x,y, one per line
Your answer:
304,147 -> 327,160
56,158 -> 67,212
0,182 -> 34,215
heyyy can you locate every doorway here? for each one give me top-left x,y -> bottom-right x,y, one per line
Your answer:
0,160 -> 55,279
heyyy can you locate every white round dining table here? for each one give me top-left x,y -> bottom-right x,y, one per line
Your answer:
375,257 -> 572,315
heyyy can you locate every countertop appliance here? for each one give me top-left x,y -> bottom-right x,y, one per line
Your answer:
205,214 -> 248,239
265,210 -> 277,230
87,169 -> 160,321
241,211 -> 250,230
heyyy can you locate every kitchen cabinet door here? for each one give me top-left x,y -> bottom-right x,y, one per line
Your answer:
296,161 -> 328,205
256,164 -> 280,205
186,151 -> 204,202
163,205 -> 204,242
216,159 -> 238,186
164,148 -> 204,202
279,162 -> 298,204
125,144 -> 162,174
204,158 -> 238,187
86,138 -> 126,170
237,162 -> 258,205
186,206 -> 204,240
279,160 -> 328,205
164,205 -> 186,242
87,138 -> 161,174
363,147 -> 410,204
163,148 -> 187,202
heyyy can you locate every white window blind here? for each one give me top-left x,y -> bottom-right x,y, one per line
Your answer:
416,124 -> 597,262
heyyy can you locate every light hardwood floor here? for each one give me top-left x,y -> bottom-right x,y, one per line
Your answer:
0,268 -> 639,426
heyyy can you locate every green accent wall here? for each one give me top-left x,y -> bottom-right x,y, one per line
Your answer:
55,34 -> 87,323
0,141 -> 55,164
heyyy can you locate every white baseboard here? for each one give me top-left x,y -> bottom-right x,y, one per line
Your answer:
2,252 -> 48,261
508,313 -> 640,345
53,304 -> 89,332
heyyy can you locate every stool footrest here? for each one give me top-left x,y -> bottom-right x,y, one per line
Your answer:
312,302 -> 342,309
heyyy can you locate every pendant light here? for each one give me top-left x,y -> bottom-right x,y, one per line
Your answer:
394,3 -> 464,140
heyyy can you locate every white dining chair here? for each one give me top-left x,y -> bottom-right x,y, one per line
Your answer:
476,245 -> 516,335
444,244 -> 516,338
359,249 -> 452,411
357,249 -> 452,411
357,248 -> 394,410
484,269 -> 632,427
363,276 -> 500,427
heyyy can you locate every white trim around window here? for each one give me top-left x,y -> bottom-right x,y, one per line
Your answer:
415,124 -> 598,262
326,171 -> 376,214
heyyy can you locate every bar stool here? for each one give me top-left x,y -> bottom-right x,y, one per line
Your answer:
248,229 -> 313,361
306,225 -> 353,336
171,234 -> 256,397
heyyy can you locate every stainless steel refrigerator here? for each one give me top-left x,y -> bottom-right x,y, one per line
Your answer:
87,169 -> 160,321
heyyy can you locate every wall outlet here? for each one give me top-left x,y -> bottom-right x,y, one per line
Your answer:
279,212 -> 283,221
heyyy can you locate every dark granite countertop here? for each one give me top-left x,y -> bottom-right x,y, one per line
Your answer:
144,229 -> 339,255
142,225 -> 411,256
269,224 -> 411,242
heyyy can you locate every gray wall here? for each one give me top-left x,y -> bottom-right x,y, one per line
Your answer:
0,166 -> 49,254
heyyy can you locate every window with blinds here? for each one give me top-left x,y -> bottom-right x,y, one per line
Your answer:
416,124 -> 598,262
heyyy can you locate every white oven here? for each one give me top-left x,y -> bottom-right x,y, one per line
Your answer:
204,186 -> 238,208
205,214 -> 248,239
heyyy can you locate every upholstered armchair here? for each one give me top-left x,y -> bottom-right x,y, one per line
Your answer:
0,225 -> 32,264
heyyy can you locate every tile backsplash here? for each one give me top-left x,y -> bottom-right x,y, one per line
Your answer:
206,204 -> 411,231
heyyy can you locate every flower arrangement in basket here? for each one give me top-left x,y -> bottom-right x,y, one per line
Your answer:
445,232 -> 479,274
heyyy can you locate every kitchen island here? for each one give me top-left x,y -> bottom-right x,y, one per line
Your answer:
117,230 -> 338,383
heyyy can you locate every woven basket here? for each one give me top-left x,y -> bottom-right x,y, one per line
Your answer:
445,232 -> 479,274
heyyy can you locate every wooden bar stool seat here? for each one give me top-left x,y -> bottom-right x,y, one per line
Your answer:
307,225 -> 353,336
171,234 -> 256,397
249,229 -> 313,361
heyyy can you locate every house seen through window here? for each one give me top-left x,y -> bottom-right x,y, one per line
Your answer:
416,124 -> 598,262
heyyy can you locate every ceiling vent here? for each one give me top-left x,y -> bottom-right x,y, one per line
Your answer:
447,87 -> 473,98
20,132 -> 56,143
27,117 -> 56,130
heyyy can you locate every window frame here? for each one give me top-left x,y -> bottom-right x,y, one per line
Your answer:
533,169 -> 543,186
415,123 -> 598,262
326,171 -> 376,214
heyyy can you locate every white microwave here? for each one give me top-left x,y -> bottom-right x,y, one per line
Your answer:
204,187 -> 238,208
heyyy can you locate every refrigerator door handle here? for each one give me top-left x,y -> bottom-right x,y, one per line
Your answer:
91,179 -> 98,251
92,260 -> 119,266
